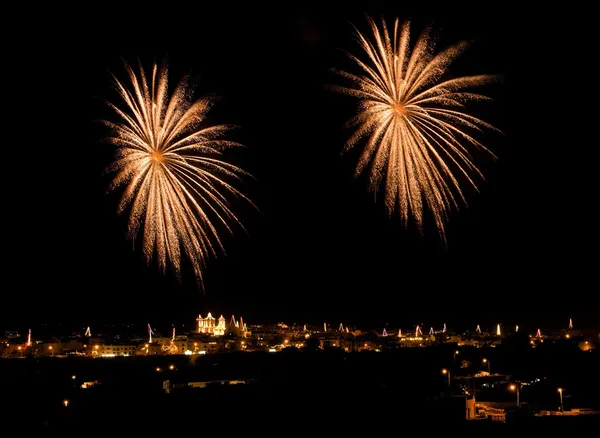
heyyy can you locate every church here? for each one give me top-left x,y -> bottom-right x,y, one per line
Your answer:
196,313 -> 249,338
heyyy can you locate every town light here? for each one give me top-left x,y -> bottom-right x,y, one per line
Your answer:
441,369 -> 451,392
482,358 -> 491,373
72,375 -> 76,380
510,383 -> 521,407
63,400 -> 69,407
558,388 -> 564,412
169,365 -> 174,370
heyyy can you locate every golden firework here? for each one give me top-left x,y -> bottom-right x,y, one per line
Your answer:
102,60 -> 252,285
334,17 -> 500,240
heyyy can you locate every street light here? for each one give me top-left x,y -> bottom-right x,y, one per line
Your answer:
63,400 -> 69,407
558,388 -> 564,413
169,365 -> 175,370
442,369 -> 451,392
49,346 -> 53,356
509,383 -> 521,407
454,350 -> 460,365
482,358 -> 491,374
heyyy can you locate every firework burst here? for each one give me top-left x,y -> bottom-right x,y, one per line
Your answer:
101,60 -> 252,286
333,17 -> 500,241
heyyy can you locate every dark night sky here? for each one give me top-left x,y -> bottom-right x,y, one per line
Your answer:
4,2 -> 598,331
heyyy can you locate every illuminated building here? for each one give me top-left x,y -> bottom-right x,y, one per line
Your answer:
228,315 -> 249,338
400,336 -> 428,347
215,315 -> 226,336
152,337 -> 188,354
188,341 -> 220,355
579,339 -> 596,352
196,313 -> 226,336
96,344 -> 137,357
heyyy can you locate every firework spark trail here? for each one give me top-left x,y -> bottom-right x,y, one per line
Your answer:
102,60 -> 253,286
333,17 -> 500,241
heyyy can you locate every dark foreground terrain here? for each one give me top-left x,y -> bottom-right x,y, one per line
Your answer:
2,346 -> 599,434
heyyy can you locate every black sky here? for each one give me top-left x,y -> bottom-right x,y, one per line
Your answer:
4,2 -> 598,331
